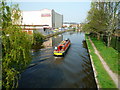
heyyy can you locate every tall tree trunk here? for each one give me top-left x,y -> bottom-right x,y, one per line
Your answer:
97,33 -> 100,40
107,35 -> 111,47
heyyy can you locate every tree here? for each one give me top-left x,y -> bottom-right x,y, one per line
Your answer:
82,1 -> 120,46
32,31 -> 45,49
1,1 -> 32,88
104,2 -> 120,46
82,2 -> 108,40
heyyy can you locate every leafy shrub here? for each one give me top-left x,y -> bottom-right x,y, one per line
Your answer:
32,31 -> 45,49
33,31 -> 44,45
1,1 -> 32,88
2,26 -> 32,88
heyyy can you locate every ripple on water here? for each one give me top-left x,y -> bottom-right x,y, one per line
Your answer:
18,32 -> 97,88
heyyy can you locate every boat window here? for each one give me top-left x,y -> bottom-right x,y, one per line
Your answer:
59,46 -> 63,50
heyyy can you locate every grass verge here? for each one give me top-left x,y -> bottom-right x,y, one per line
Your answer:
90,37 -> 119,75
85,35 -> 116,88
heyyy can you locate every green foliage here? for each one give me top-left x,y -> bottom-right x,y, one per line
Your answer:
85,35 -> 116,88
32,31 -> 45,49
82,2 -> 108,34
82,1 -> 120,46
2,26 -> 32,89
33,31 -> 45,45
73,27 -> 76,30
110,36 -> 120,52
1,1 -> 32,88
11,4 -> 21,25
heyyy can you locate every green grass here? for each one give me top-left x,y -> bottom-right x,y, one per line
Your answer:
90,37 -> 119,75
85,35 -> 116,88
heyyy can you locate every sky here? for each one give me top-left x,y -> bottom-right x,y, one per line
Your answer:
15,2 -> 91,23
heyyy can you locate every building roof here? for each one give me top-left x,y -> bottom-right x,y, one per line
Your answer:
22,8 -> 62,15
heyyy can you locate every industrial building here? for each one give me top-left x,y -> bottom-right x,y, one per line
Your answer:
21,9 -> 63,29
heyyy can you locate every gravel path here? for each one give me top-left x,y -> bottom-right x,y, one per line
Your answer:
89,37 -> 119,88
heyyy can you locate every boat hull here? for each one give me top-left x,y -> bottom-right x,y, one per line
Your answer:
54,43 -> 71,57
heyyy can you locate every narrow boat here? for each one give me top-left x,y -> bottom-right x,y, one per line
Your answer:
53,38 -> 71,56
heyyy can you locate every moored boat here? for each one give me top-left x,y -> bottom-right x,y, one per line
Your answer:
53,38 -> 71,56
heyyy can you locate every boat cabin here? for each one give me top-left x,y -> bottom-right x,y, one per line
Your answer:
54,38 -> 70,51
53,38 -> 71,56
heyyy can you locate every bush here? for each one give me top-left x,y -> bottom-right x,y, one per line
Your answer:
32,31 -> 45,49
1,1 -> 33,88
2,26 -> 32,88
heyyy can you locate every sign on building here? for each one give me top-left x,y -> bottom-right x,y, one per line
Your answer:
41,13 -> 51,17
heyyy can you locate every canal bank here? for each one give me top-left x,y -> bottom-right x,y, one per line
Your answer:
85,35 -> 117,88
44,29 -> 75,39
18,32 -> 97,88
32,29 -> 75,51
85,36 -> 99,88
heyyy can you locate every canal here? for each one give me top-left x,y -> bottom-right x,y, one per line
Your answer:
18,31 -> 97,88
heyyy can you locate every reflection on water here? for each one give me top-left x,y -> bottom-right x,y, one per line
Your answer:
18,31 -> 97,88
54,57 -> 64,64
52,34 -> 63,47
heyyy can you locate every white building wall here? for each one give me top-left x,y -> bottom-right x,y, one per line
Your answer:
39,9 -> 52,27
21,9 -> 63,28
22,11 -> 41,25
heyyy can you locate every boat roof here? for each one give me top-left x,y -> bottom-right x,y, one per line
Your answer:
59,40 -> 66,45
58,39 -> 70,47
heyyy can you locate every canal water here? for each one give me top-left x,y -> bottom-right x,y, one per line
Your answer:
18,31 -> 97,88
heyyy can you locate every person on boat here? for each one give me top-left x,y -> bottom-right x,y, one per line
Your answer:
55,47 -> 58,50
65,38 -> 69,41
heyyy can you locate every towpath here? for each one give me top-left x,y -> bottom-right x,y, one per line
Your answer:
88,37 -> 120,88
